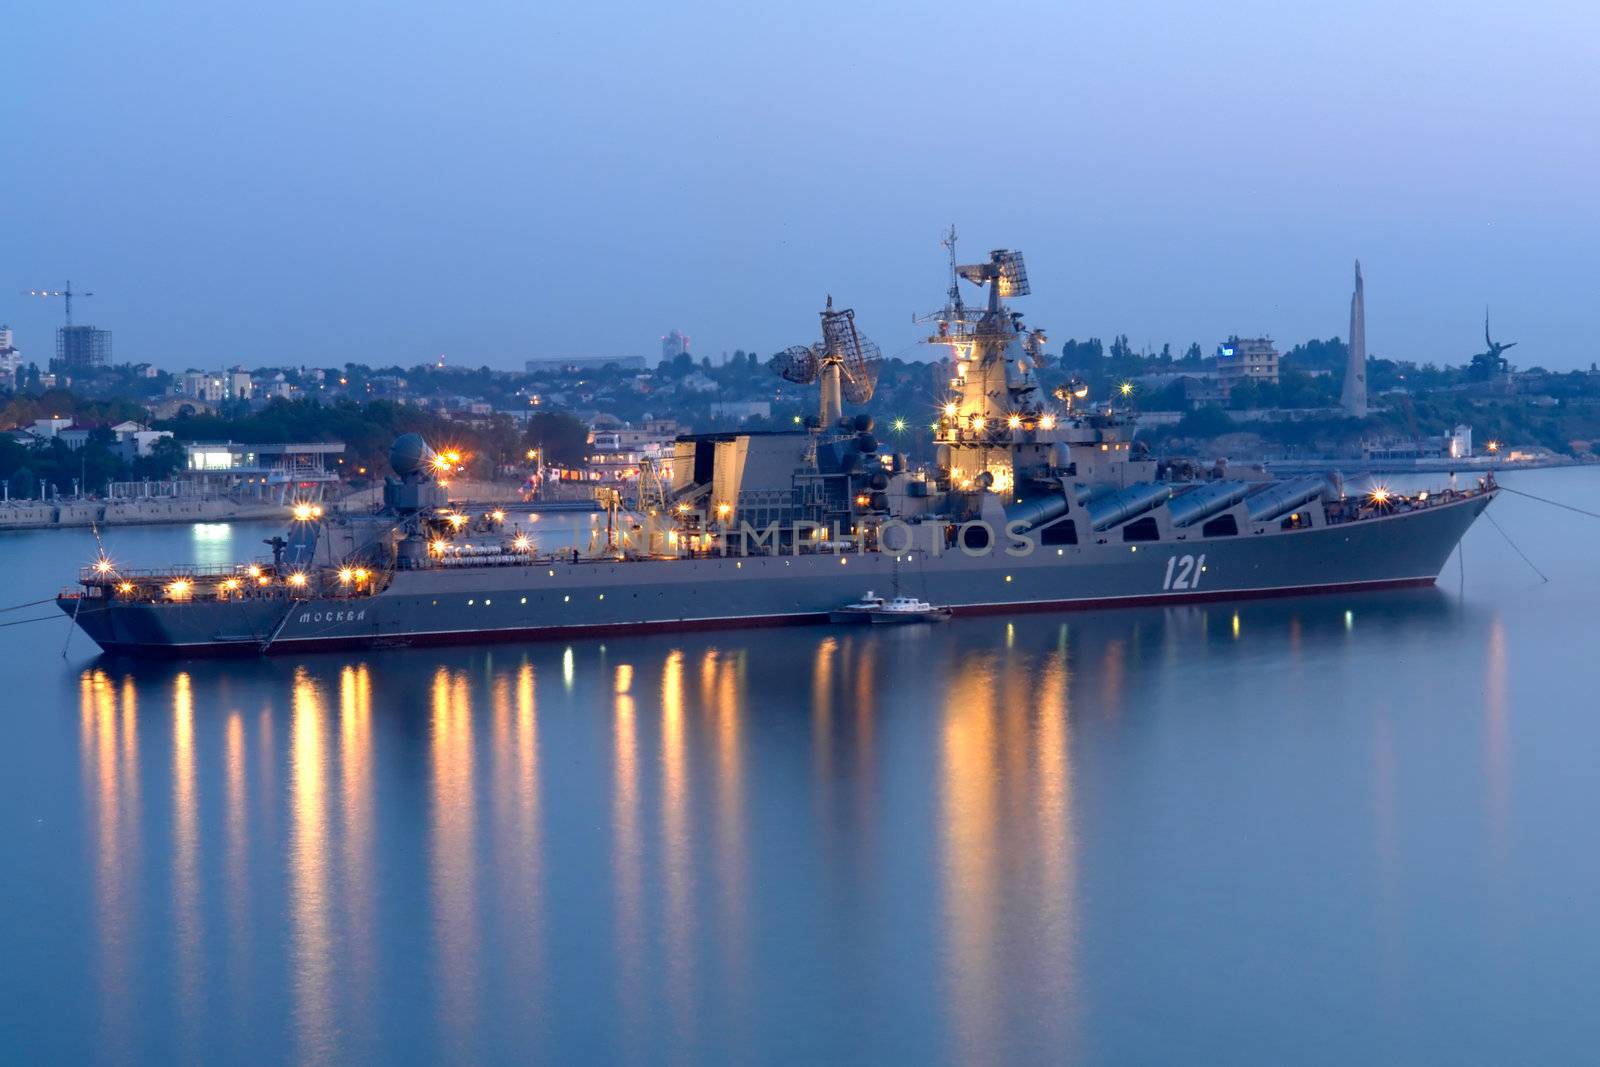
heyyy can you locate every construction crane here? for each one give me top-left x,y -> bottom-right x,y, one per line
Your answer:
23,281 -> 94,326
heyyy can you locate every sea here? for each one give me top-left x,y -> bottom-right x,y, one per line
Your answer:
2,469 -> 1598,1065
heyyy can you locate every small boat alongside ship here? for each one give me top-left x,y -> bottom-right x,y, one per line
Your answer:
56,235 -> 1497,657
830,592 -> 952,625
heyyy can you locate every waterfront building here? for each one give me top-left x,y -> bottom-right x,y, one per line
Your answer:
181,441 -> 345,503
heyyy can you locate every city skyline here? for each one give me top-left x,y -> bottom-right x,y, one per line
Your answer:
6,1 -> 1598,371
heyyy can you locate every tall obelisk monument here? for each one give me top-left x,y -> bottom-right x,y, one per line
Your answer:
1343,260 -> 1368,417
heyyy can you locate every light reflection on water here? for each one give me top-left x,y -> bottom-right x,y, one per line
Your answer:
58,590 -> 1496,1062
15,471 -> 1600,1061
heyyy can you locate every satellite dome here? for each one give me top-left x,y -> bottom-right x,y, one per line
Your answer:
390,433 -> 435,478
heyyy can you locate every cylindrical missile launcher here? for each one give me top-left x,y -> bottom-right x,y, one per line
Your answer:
1088,482 -> 1173,532
1167,481 -> 1253,528
1245,478 -> 1334,523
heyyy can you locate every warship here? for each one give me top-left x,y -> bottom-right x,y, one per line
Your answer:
58,236 -> 1496,656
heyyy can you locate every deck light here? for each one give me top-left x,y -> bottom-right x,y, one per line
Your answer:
288,572 -> 308,588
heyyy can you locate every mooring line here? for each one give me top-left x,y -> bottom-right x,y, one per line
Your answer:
0,614 -> 62,628
1484,511 -> 1549,583
1496,485 -> 1600,521
0,596 -> 57,614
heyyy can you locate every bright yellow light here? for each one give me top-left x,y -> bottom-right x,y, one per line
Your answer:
353,568 -> 369,582
338,568 -> 355,583
432,454 -> 451,471
93,558 -> 114,574
447,513 -> 467,529
892,417 -> 906,432
1370,487 -> 1391,504
430,539 -> 447,555
1486,440 -> 1501,453
1119,382 -> 1135,397
167,579 -> 192,600
288,572 -> 308,588
513,535 -> 531,551
1072,382 -> 1089,399
292,503 -> 314,521
1041,414 -> 1057,430
258,575 -> 272,586
491,510 -> 505,523
222,578 -> 240,591
526,449 -> 536,460
446,451 -> 461,464
247,564 -> 262,578
716,503 -> 732,518
1007,414 -> 1022,430
117,581 -> 135,595
943,402 -> 958,417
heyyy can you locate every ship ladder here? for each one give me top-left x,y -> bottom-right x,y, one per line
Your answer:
259,600 -> 299,654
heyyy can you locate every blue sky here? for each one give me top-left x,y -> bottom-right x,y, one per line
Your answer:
5,0 -> 1599,371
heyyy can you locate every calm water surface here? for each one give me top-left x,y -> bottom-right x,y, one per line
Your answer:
3,471 -> 1599,1064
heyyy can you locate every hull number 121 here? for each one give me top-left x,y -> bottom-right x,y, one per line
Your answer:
1162,554 -> 1206,591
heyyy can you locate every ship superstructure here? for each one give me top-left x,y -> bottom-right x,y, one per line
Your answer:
58,235 -> 1497,656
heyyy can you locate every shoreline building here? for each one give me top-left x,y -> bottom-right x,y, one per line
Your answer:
1343,261 -> 1368,417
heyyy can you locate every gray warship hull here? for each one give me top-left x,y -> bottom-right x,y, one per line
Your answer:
58,491 -> 1490,657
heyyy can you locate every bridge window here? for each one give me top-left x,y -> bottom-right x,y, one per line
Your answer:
1202,515 -> 1237,537
1122,517 -> 1160,542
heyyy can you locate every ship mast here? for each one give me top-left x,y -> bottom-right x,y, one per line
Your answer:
927,237 -> 1056,498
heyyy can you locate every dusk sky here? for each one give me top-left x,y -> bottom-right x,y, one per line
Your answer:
6,0 -> 1599,371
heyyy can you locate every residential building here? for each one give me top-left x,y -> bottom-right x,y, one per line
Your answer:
1216,337 -> 1280,393
0,325 -> 21,383
661,329 -> 690,361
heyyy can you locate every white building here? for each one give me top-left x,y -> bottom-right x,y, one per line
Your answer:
0,325 -> 21,382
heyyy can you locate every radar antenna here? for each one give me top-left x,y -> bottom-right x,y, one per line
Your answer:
956,249 -> 1030,310
767,296 -> 881,427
